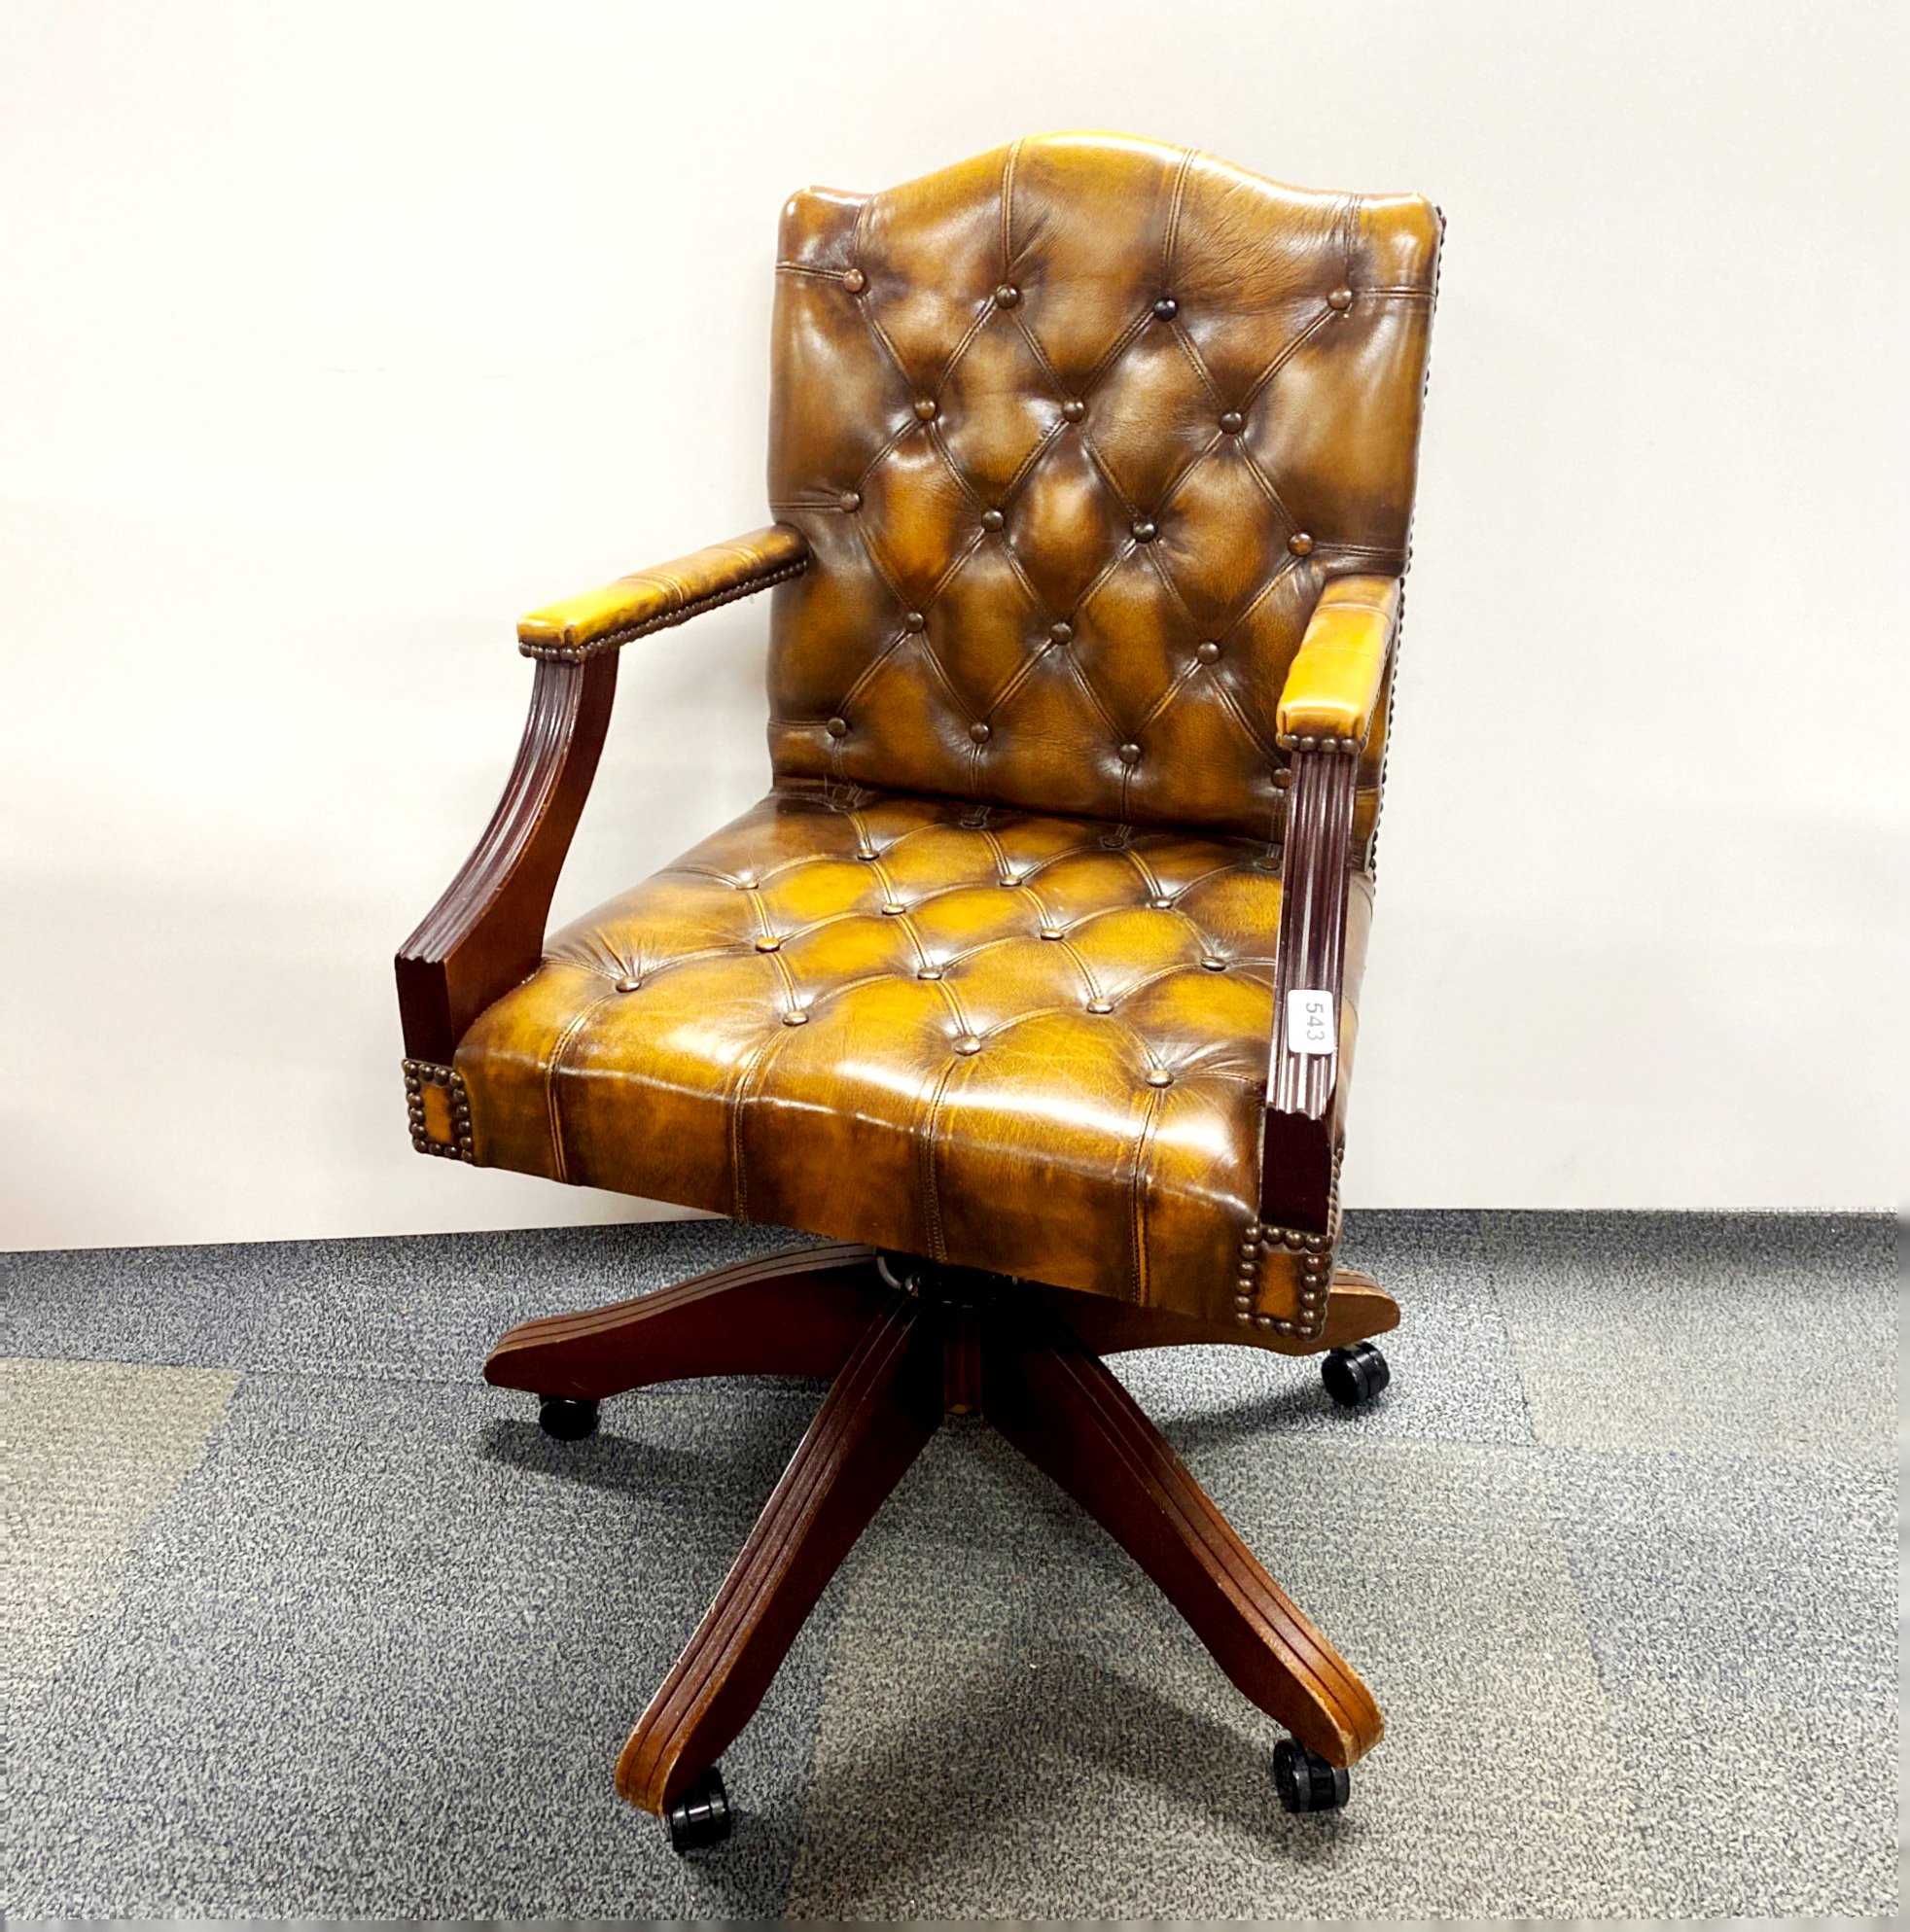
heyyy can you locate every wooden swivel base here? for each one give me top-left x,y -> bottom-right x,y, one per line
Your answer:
483,1241 -> 1399,1849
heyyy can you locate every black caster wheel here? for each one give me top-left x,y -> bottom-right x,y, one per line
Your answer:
1274,1737 -> 1351,1813
666,1765 -> 732,1852
536,1395 -> 599,1442
1322,1340 -> 1391,1409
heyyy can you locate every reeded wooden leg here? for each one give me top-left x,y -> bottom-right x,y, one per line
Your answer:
483,1242 -> 885,1400
1038,1265 -> 1400,1359
981,1297 -> 1384,1768
617,1287 -> 943,1814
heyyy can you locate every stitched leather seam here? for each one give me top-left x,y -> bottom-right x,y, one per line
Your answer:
1133,537 -> 1210,645
928,291 -> 1000,404
831,611 -> 924,720
975,628 -> 1051,724
1207,674 -> 1282,768
1229,439 -> 1305,541
544,936 -> 736,981
1072,427 -> 1144,523
916,1058 -> 960,1262
848,414 -> 920,499
725,1027 -> 782,1221
1212,551 -> 1302,650
1000,138 -> 1020,271
996,416 -> 1071,507
1133,653 -> 1203,735
1165,318 -> 1223,411
1127,1084 -> 1168,1305
542,995 -> 614,1184
1163,147 -> 1195,275
1051,644 -> 1126,744
1239,305 -> 1338,412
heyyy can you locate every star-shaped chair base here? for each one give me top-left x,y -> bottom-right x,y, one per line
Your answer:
482,1241 -> 1398,1846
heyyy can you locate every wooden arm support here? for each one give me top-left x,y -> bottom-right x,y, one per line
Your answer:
1259,576 -> 1398,1233
1260,746 -> 1360,1232
395,527 -> 809,1065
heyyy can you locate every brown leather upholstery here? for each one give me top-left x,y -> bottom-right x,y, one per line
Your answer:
766,134 -> 1438,841
518,526 -> 809,660
427,134 -> 1441,1329
458,785 -> 1371,1323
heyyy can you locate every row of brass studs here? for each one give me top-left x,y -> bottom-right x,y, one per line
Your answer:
517,559 -> 809,664
402,1059 -> 475,1163
1275,731 -> 1363,755
1234,1143 -> 1346,1339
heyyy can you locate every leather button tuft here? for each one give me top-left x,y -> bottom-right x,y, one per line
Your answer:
1150,895 -> 1173,908
969,720 -> 992,745
1086,998 -> 1113,1014
614,975 -> 641,994
842,267 -> 867,294
1288,532 -> 1315,557
836,489 -> 862,512
1048,620 -> 1074,644
1152,297 -> 1179,319
1117,742 -> 1143,764
917,966 -> 942,980
980,508 -> 1005,533
953,1034 -> 983,1056
826,716 -> 849,737
1219,410 -> 1245,434
1061,399 -> 1086,423
1327,286 -> 1354,311
782,1009 -> 809,1026
1146,1069 -> 1174,1088
881,901 -> 906,915
1201,956 -> 1227,972
995,283 -> 1020,307
913,398 -> 937,421
902,610 -> 926,632
1195,640 -> 1220,664
1131,518 -> 1157,544
754,935 -> 782,952
1039,927 -> 1063,940
999,872 -> 1022,887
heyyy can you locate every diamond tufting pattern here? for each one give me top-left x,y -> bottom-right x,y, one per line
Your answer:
766,133 -> 1438,841
456,786 -> 1372,1319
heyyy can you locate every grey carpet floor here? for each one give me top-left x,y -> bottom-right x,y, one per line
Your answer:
1,1212 -> 1896,1919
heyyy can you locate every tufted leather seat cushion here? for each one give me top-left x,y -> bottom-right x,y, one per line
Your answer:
455,783 -> 1370,1322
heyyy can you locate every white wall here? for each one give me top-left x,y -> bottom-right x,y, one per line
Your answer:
2,0 -> 1903,1250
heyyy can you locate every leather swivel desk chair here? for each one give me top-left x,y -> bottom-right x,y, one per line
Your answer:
396,134 -> 1441,1849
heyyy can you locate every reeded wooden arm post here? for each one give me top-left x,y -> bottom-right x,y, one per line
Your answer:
1259,575 -> 1399,1234
397,653 -> 619,1065
394,525 -> 808,1068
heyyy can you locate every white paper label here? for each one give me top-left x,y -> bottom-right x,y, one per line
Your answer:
1285,989 -> 1336,1056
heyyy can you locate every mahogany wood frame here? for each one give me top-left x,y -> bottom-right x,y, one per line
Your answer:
483,1242 -> 1399,1816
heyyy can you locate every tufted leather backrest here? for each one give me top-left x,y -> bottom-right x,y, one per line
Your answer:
765,133 -> 1440,842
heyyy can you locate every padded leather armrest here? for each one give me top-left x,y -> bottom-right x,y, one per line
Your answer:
517,524 -> 809,661
1275,575 -> 1401,749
